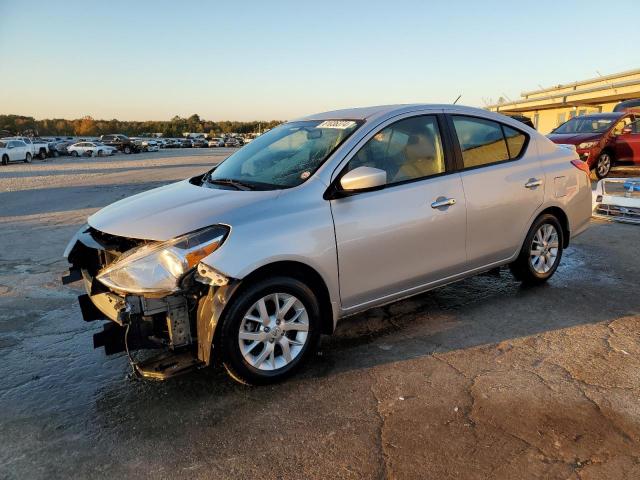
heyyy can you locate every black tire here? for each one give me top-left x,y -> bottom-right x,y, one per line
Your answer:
71,150 -> 79,157
1,154 -> 8,166
86,150 -> 93,157
24,152 -> 32,163
219,276 -> 321,385
510,213 -> 564,285
595,151 -> 612,179
39,149 -> 47,160
123,146 -> 131,154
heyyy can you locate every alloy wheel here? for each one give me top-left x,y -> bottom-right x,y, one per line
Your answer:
530,224 -> 559,274
597,153 -> 611,177
238,293 -> 309,371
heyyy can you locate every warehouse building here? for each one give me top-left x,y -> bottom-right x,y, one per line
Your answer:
487,68 -> 640,133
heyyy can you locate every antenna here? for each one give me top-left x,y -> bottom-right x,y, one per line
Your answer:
453,94 -> 462,105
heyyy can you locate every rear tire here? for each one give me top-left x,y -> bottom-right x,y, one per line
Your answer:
39,149 -> 47,160
510,214 -> 563,285
123,146 -> 131,154
1,154 -> 8,165
219,277 -> 321,385
24,153 -> 32,163
595,152 -> 612,179
71,151 -> 79,157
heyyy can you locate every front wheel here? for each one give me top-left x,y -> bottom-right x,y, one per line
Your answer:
510,214 -> 563,285
71,150 -> 79,157
219,277 -> 321,385
24,153 -> 32,163
595,152 -> 612,179
123,146 -> 131,154
1,154 -> 8,165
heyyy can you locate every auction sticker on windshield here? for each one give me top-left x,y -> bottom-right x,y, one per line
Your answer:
317,120 -> 357,129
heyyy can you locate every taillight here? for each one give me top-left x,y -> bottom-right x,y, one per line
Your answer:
571,159 -> 590,176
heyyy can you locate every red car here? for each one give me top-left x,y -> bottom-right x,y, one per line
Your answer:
547,112 -> 640,178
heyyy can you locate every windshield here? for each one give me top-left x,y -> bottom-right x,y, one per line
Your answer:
552,116 -> 616,134
205,120 -> 361,189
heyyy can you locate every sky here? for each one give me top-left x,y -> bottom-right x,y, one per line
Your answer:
1,0 -> 638,121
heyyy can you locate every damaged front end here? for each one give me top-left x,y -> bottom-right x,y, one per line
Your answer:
62,225 -> 238,379
592,178 -> 640,224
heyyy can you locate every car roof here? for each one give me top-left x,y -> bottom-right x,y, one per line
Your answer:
296,103 -> 515,123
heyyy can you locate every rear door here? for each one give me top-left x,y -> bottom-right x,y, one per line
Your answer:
330,113 -> 468,309
447,114 -> 544,269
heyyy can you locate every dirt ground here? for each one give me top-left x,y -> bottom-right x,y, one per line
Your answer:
1,150 -> 639,479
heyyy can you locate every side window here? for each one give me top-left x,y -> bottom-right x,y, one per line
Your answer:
502,125 -> 527,158
452,116 -> 525,169
613,117 -> 632,135
346,115 -> 446,185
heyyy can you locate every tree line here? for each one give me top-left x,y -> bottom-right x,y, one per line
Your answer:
0,114 -> 283,137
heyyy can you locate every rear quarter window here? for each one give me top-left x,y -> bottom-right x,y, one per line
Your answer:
502,125 -> 527,158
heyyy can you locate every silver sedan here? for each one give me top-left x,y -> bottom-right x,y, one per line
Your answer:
63,104 -> 592,385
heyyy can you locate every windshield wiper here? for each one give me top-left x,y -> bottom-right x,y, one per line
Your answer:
205,177 -> 254,191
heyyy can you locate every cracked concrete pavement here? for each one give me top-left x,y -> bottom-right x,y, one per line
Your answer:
1,150 -> 639,479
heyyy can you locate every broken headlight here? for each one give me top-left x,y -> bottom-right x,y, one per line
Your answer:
96,225 -> 229,295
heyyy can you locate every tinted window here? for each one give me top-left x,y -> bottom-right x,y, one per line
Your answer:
502,125 -> 526,158
452,116 -> 509,168
346,115 -> 445,184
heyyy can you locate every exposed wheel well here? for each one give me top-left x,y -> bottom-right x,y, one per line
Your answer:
237,261 -> 334,335
538,206 -> 570,248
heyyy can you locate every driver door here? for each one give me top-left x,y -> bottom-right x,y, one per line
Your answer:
330,114 -> 467,310
615,118 -> 640,164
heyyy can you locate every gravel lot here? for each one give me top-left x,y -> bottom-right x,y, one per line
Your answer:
1,150 -> 640,479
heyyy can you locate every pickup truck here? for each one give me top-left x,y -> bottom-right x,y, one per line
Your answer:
2,136 -> 49,159
99,134 -> 140,154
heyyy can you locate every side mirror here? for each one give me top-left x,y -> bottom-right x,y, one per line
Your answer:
339,166 -> 387,192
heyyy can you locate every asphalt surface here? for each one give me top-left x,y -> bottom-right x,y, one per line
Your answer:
1,150 -> 639,479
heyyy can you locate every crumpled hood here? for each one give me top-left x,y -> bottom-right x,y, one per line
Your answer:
547,132 -> 602,145
89,179 -> 280,241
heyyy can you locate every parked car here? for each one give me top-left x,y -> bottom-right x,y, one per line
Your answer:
67,141 -> 117,157
547,112 -> 639,178
0,139 -> 32,164
52,140 -> 75,156
63,104 -> 592,385
192,138 -> 208,148
592,177 -> 640,224
208,138 -> 225,147
1,136 -> 48,159
613,99 -> 640,113
180,138 -> 193,148
224,137 -> 240,147
99,134 -> 139,154
144,140 -> 160,152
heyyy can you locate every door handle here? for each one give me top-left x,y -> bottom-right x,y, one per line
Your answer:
431,197 -> 456,209
525,178 -> 543,189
